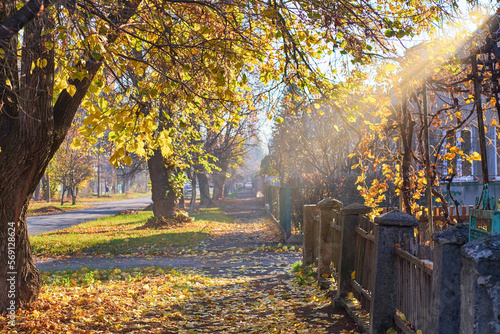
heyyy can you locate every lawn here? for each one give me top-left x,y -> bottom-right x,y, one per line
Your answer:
78,191 -> 151,202
27,202 -> 93,216
28,192 -> 151,217
31,208 -> 231,257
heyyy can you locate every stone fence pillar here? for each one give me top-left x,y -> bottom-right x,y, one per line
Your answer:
317,198 -> 342,281
369,210 -> 418,334
336,203 -> 372,300
460,234 -> 500,334
303,204 -> 318,267
429,223 -> 469,334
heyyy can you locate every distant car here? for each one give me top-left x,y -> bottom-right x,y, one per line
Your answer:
245,182 -> 252,188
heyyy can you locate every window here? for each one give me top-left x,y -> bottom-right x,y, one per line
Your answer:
458,129 -> 472,177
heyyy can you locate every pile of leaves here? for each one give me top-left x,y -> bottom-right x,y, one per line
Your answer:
30,206 -> 65,215
115,209 -> 139,216
140,210 -> 193,229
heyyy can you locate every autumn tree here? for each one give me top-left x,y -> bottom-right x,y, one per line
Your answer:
352,12 -> 499,223
50,127 -> 93,205
0,0 -> 141,310
0,0 -> 467,311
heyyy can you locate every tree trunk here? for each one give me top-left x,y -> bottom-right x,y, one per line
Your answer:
61,186 -> 65,206
190,173 -> 197,211
212,169 -> 227,200
71,187 -> 76,205
43,173 -> 51,202
33,182 -> 40,201
198,172 -> 212,207
147,149 -> 177,218
0,2 -> 140,311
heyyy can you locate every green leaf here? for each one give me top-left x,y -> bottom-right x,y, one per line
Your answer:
276,117 -> 284,125
108,131 -> 118,141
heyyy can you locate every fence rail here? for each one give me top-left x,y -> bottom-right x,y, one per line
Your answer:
352,215 -> 375,312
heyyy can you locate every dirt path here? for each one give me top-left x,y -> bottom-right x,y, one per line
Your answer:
33,187 -> 360,333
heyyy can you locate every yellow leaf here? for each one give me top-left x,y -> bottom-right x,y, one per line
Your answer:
70,137 -> 81,149
37,58 -> 47,68
123,156 -> 133,165
70,280 -> 77,286
351,271 -> 356,280
470,152 -> 482,161
5,78 -> 11,88
384,63 -> 398,72
321,273 -> 330,279
67,84 -> 77,97
30,61 -> 35,74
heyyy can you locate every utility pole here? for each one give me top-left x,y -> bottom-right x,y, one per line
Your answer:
97,140 -> 101,198
422,75 -> 434,240
472,54 -> 489,185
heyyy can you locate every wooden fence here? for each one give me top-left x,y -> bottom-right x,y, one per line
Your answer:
352,215 -> 375,312
394,239 -> 434,333
302,200 -> 499,334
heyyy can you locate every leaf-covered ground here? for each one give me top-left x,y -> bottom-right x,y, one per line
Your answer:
2,265 -> 360,333
5,189 -> 359,333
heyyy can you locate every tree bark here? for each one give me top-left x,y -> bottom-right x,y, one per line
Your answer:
198,172 -> 212,207
0,1 -> 140,311
147,149 -> 177,218
60,185 -> 65,206
212,167 -> 227,200
33,182 -> 40,201
189,173 -> 197,211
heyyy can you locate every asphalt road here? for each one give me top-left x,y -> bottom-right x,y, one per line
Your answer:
27,196 -> 152,236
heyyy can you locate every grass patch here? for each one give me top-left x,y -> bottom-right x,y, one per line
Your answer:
27,202 -> 93,216
28,192 -> 151,216
31,209 -> 233,257
225,187 -> 244,199
78,191 -> 151,202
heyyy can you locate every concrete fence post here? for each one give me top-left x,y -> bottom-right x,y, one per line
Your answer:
460,234 -> 500,334
336,203 -> 372,300
303,204 -> 318,267
429,223 -> 469,334
369,210 -> 418,334
317,198 -> 342,281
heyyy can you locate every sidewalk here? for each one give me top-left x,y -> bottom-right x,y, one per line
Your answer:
31,188 -> 360,333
